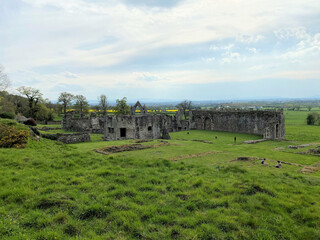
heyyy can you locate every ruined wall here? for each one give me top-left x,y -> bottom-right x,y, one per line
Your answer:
189,110 -> 285,140
170,110 -> 190,132
62,112 -> 104,133
42,133 -> 91,144
104,114 -> 171,141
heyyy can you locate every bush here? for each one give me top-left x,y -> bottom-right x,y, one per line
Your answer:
307,113 -> 320,125
24,118 -> 37,126
0,124 -> 29,148
0,112 -> 15,119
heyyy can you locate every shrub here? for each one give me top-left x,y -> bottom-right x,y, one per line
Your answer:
0,124 -> 29,148
307,113 -> 320,125
0,112 -> 15,119
24,118 -> 37,126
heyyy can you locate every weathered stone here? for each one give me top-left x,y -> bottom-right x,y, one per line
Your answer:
42,133 -> 91,144
243,139 -> 268,144
62,111 -> 104,133
189,109 -> 285,140
61,102 -> 286,142
288,144 -> 312,149
103,114 -> 172,141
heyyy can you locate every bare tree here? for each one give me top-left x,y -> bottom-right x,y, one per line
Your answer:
17,86 -> 43,118
0,65 -> 10,91
58,92 -> 74,114
98,94 -> 108,116
74,95 -> 89,116
176,100 -> 193,119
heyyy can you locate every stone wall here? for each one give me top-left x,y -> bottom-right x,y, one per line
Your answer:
42,132 -> 91,144
189,109 -> 285,140
104,114 -> 171,141
62,112 -> 104,133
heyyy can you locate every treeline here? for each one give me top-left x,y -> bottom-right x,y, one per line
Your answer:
0,89 -> 57,121
0,88 -> 132,121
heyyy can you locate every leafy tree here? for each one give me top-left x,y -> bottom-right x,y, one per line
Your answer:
74,95 -> 89,116
17,86 -> 43,118
114,97 -> 130,115
307,113 -> 320,125
308,106 -> 312,111
176,100 -> 193,119
34,104 -> 50,121
98,94 -> 108,116
0,65 -> 10,91
58,92 -> 74,114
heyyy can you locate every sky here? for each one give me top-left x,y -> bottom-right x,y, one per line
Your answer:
0,0 -> 320,101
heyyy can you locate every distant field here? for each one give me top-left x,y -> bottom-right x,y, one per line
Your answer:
0,111 -> 320,239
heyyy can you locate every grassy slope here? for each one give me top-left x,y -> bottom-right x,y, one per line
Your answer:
0,111 -> 320,239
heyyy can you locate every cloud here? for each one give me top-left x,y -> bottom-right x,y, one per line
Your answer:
280,31 -> 320,61
202,57 -> 215,62
247,48 -> 257,54
63,71 -> 79,78
1,0 -> 320,100
236,34 -> 264,43
133,72 -> 164,82
274,27 -> 310,40
119,0 -> 183,8
221,52 -> 245,64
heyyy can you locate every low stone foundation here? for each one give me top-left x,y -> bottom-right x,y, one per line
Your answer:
42,133 -> 91,144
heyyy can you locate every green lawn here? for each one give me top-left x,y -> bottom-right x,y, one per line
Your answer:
0,111 -> 320,239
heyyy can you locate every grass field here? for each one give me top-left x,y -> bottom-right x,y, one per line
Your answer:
0,111 -> 320,239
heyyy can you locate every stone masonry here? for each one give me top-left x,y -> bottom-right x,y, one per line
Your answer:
189,109 -> 285,140
62,102 -> 285,141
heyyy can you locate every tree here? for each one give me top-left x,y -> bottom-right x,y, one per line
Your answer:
308,106 -> 312,111
98,94 -> 108,116
17,86 -> 43,118
114,97 -> 130,115
176,100 -> 193,119
58,92 -> 74,114
34,104 -> 50,121
0,65 -> 10,91
307,113 -> 320,125
74,95 -> 89,116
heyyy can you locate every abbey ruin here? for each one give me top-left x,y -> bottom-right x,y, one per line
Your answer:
62,101 -> 285,141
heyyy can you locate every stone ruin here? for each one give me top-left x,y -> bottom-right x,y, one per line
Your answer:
189,109 -> 285,140
104,101 -> 173,140
62,111 -> 104,133
62,102 -> 285,141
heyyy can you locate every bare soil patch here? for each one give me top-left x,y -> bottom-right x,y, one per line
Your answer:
301,166 -> 320,174
96,142 -> 170,155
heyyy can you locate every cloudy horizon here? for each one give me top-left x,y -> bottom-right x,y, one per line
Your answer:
1,0 -> 320,101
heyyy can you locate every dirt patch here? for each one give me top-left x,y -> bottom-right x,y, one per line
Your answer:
301,166 -> 320,174
96,142 -> 170,155
300,161 -> 320,174
170,151 -> 222,161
